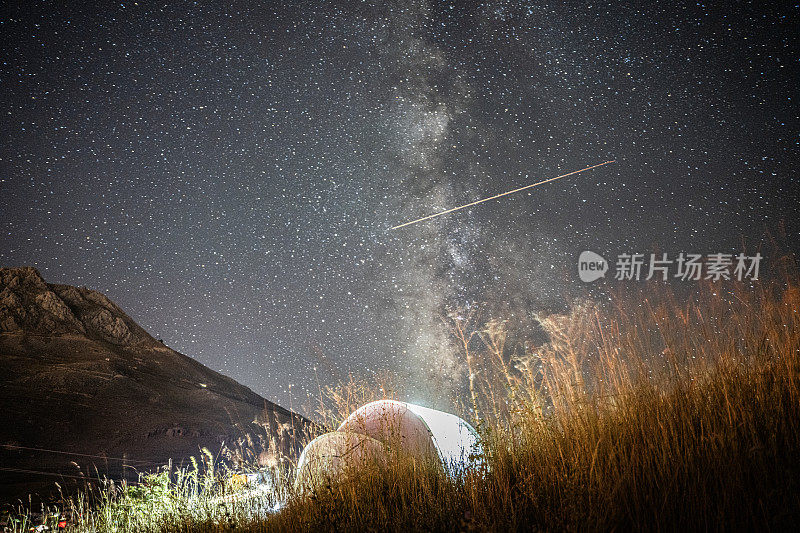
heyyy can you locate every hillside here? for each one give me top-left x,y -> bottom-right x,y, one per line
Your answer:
0,267 -> 311,503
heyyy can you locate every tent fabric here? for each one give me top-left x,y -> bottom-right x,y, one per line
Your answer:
294,400 -> 483,491
294,431 -> 387,492
405,402 -> 483,475
337,399 -> 438,461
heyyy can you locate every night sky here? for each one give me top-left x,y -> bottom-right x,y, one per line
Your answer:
1,1 -> 797,412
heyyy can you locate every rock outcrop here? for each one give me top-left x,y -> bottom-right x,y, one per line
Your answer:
0,267 -> 154,345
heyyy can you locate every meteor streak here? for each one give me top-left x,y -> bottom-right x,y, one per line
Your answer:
389,160 -> 616,230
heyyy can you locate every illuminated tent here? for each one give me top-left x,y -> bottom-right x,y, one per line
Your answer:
294,431 -> 387,492
337,399 -> 438,461
295,400 -> 483,491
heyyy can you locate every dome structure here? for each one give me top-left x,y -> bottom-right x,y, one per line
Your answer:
337,399 -> 438,461
294,431 -> 387,492
294,400 -> 483,492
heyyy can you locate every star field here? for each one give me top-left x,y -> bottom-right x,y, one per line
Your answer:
1,1 -> 797,411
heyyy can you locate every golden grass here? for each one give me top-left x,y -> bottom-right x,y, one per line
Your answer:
5,256 -> 800,531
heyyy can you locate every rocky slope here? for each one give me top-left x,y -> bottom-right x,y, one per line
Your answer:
0,267 -> 312,503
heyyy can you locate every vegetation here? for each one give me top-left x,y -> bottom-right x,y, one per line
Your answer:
4,256 -> 800,531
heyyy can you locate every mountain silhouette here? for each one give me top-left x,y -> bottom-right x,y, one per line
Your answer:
0,267 -> 312,503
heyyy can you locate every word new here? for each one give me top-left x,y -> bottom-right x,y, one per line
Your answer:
578,251 -> 762,282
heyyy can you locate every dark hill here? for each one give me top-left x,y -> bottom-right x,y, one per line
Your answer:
0,267 -> 312,503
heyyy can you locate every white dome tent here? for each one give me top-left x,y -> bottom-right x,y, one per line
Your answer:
337,399 -> 439,460
294,431 -> 388,492
294,400 -> 483,492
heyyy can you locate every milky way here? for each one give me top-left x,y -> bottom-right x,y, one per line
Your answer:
1,1 -> 796,412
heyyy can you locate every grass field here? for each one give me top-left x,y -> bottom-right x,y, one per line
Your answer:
4,256 -> 800,532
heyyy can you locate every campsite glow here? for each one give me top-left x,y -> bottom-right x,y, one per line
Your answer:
406,403 -> 483,474
293,400 -> 484,492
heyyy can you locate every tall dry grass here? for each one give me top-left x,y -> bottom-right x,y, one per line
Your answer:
4,256 -> 800,531
255,259 -> 800,532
